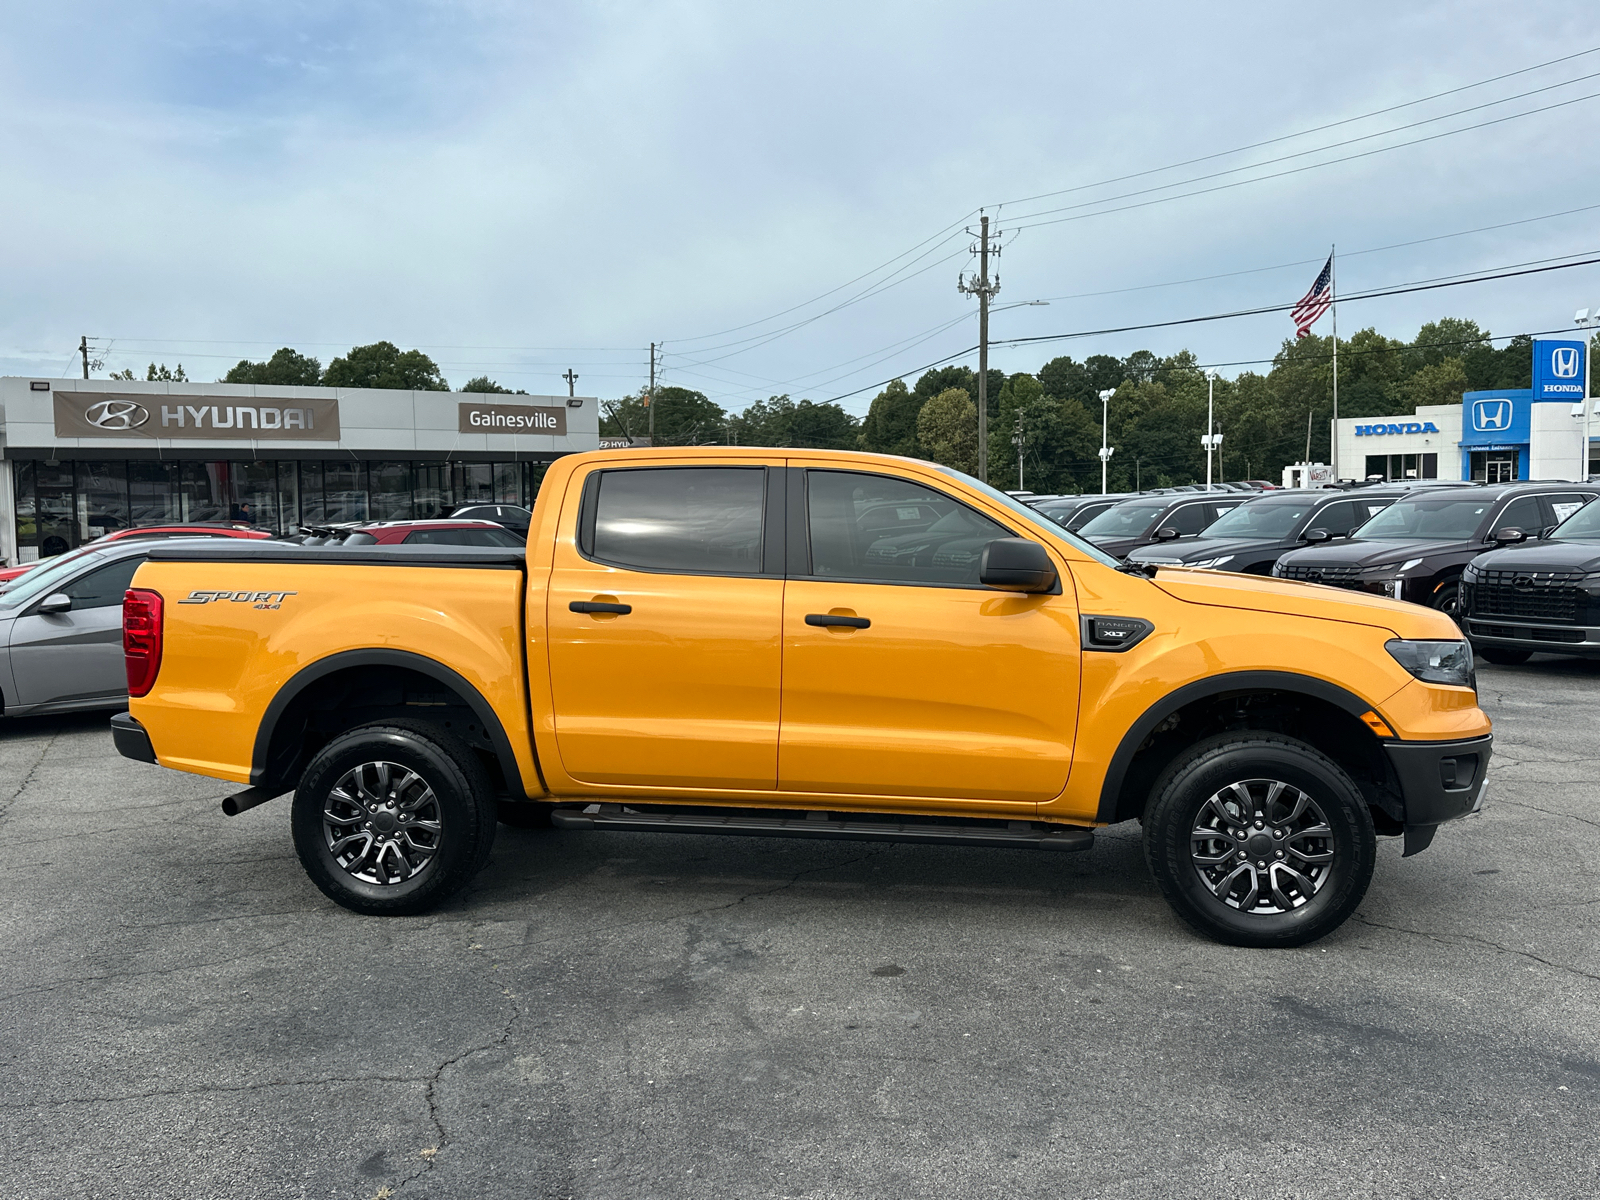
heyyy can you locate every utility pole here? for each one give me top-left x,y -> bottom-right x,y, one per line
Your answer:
1098,389 -> 1116,495
80,336 -> 90,379
1201,369 -> 1222,488
1012,410 -> 1026,490
958,213 -> 1001,483
563,368 -> 579,398
648,342 -> 657,444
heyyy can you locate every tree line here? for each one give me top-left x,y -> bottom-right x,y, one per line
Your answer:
126,318 -> 1594,492
603,317 -> 1592,490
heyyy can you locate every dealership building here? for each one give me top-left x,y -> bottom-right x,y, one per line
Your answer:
0,377 -> 600,565
1330,337 -> 1594,484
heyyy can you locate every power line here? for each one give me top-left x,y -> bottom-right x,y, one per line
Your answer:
989,44 -> 1600,212
1006,88 -> 1600,235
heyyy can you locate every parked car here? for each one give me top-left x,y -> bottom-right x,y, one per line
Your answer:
327,520 -> 526,548
1030,493 -> 1140,534
1273,482 -> 1600,616
0,523 -> 268,583
1125,487 -> 1419,576
448,503 -> 532,537
1074,491 -> 1255,559
0,538 -> 222,716
117,447 -> 1491,947
1461,496 -> 1600,663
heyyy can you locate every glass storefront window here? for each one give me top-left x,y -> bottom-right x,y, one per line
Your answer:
276,461 -> 301,531
370,461 -> 413,521
323,461 -> 368,523
230,461 -> 279,527
494,462 -> 521,505
414,463 -> 450,517
129,462 -> 183,526
13,462 -> 37,556
455,462 -> 494,504
300,461 -> 325,526
35,461 -> 75,558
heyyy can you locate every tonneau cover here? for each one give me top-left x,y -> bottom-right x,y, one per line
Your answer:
144,542 -> 526,569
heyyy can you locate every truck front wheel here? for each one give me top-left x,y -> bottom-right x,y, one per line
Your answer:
1143,734 -> 1376,948
291,720 -> 498,916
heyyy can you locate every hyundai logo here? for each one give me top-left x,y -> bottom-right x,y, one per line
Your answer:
1473,399 -> 1511,432
85,399 -> 150,430
1552,346 -> 1581,379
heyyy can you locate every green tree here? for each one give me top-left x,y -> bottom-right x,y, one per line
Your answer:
458,376 -> 512,393
600,386 -> 727,446
916,387 -> 978,474
990,372 -> 1098,492
732,395 -> 859,448
1401,358 -> 1469,411
858,378 -> 922,455
113,362 -> 187,382
322,342 -> 449,391
223,348 -> 322,386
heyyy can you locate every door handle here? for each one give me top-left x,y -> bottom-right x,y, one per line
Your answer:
805,613 -> 870,629
570,600 -> 632,615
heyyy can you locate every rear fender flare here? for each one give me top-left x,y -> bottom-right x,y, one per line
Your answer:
252,648 -> 522,793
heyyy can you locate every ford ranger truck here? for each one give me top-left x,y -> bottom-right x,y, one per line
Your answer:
111,449 -> 1491,948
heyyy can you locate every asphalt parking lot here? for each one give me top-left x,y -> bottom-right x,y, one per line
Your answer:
4,660 -> 1598,1200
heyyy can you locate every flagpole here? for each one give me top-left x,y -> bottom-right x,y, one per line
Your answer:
1330,244 -> 1339,481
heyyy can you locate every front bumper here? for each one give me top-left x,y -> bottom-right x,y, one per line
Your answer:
110,712 -> 157,764
1466,618 -> 1600,656
1384,734 -> 1491,854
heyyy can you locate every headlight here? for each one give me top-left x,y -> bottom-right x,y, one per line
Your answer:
1398,558 -> 1423,572
1386,639 -> 1475,690
1188,555 -> 1234,569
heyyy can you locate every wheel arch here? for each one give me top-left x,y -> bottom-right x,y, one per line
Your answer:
1096,670 -> 1401,828
252,649 -> 524,796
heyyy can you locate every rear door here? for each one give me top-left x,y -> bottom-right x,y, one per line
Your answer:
8,554 -> 145,707
545,463 -> 785,791
777,467 -> 1079,806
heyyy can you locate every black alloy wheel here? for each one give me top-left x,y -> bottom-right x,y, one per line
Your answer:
291,719 -> 497,915
1429,581 -> 1462,618
1144,733 -> 1376,948
1478,646 -> 1532,666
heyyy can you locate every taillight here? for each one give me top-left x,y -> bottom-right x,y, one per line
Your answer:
123,588 -> 164,697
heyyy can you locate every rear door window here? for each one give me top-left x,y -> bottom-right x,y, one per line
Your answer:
1306,501 -> 1358,537
1162,503 -> 1211,536
583,467 -> 766,574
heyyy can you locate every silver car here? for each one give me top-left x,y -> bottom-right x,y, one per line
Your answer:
0,539 -> 177,717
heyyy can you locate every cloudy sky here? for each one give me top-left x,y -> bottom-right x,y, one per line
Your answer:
2,1 -> 1598,413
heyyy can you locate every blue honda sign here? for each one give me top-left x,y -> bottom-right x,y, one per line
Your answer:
1532,339 -> 1587,400
1459,389 -> 1533,447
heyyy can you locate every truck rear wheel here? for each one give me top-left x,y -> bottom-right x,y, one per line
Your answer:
291,720 -> 497,916
1143,733 -> 1375,948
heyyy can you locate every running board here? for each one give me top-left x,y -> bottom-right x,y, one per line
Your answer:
548,805 -> 1094,852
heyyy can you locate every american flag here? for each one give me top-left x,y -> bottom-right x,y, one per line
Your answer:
1292,254 -> 1334,337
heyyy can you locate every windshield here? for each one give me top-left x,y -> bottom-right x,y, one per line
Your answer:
934,468 -> 1121,567
0,550 -> 106,608
1551,497 -> 1600,540
1353,497 -> 1493,541
1076,499 -> 1167,539
1202,499 -> 1313,540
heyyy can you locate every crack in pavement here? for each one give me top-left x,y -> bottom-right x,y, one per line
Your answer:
0,1073 -> 434,1111
1493,796 -> 1600,833
0,938 -> 302,1004
1351,914 -> 1600,985
0,732 -> 59,827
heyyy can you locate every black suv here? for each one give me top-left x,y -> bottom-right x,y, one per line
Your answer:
1273,483 -> 1600,616
1073,492 -> 1253,560
1030,492 -> 1139,534
1124,487 -> 1412,576
1460,496 -> 1600,663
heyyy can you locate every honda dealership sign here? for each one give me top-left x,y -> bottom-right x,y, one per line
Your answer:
53,392 -> 341,440
1532,338 -> 1587,400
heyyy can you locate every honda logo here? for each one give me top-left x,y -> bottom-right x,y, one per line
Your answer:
1472,399 -> 1511,432
1552,346 -> 1581,378
85,399 -> 150,430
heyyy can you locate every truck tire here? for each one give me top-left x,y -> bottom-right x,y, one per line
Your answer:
1143,733 -> 1375,948
291,720 -> 498,916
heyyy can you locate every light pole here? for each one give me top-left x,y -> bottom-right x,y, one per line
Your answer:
1013,410 -> 1026,491
1098,388 -> 1116,495
1201,369 -> 1220,489
1578,307 -> 1598,482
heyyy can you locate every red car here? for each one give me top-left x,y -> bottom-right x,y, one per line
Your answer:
0,523 -> 269,583
304,520 -> 526,548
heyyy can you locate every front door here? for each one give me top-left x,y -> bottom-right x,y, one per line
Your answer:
778,468 -> 1080,805
545,463 -> 784,791
8,554 -> 146,708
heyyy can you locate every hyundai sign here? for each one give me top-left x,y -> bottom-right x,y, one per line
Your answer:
1532,338 -> 1587,400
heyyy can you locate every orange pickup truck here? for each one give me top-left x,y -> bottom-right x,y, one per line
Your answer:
112,448 -> 1490,947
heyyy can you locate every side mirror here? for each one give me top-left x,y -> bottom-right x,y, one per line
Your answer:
37,593 -> 72,615
1492,527 -> 1527,545
1303,528 -> 1331,543
979,538 -> 1057,593
1153,526 -> 1181,542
